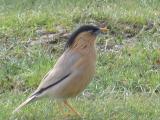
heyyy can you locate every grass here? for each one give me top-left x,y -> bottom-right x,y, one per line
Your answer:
0,0 -> 160,119
1,92 -> 160,120
0,0 -> 160,38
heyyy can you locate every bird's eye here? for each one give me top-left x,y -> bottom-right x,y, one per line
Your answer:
87,30 -> 94,33
88,30 -> 96,34
89,29 -> 100,35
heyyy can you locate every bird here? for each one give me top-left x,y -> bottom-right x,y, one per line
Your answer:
13,25 -> 108,116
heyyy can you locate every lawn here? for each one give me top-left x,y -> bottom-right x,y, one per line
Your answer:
0,0 -> 160,120
1,92 -> 160,120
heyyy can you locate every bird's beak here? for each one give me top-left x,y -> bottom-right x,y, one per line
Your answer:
92,27 -> 109,36
100,27 -> 109,33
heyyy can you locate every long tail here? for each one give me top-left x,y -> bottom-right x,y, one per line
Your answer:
12,95 -> 37,114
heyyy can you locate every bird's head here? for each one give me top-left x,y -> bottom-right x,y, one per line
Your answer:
65,25 -> 108,49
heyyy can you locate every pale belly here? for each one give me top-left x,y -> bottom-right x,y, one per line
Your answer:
47,63 -> 95,99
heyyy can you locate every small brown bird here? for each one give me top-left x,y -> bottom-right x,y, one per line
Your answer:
13,25 -> 108,116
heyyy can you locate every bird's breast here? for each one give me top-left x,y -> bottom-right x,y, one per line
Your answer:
50,47 -> 97,99
60,54 -> 96,98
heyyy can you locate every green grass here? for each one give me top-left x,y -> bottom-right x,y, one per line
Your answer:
1,92 -> 160,120
0,0 -> 160,119
0,0 -> 160,38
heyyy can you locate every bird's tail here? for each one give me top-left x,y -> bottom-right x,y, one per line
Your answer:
12,95 -> 37,114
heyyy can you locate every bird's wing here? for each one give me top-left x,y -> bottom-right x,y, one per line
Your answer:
33,50 -> 81,95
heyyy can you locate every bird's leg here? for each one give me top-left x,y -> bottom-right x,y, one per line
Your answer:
57,102 -> 65,115
57,101 -> 72,117
63,100 -> 81,117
